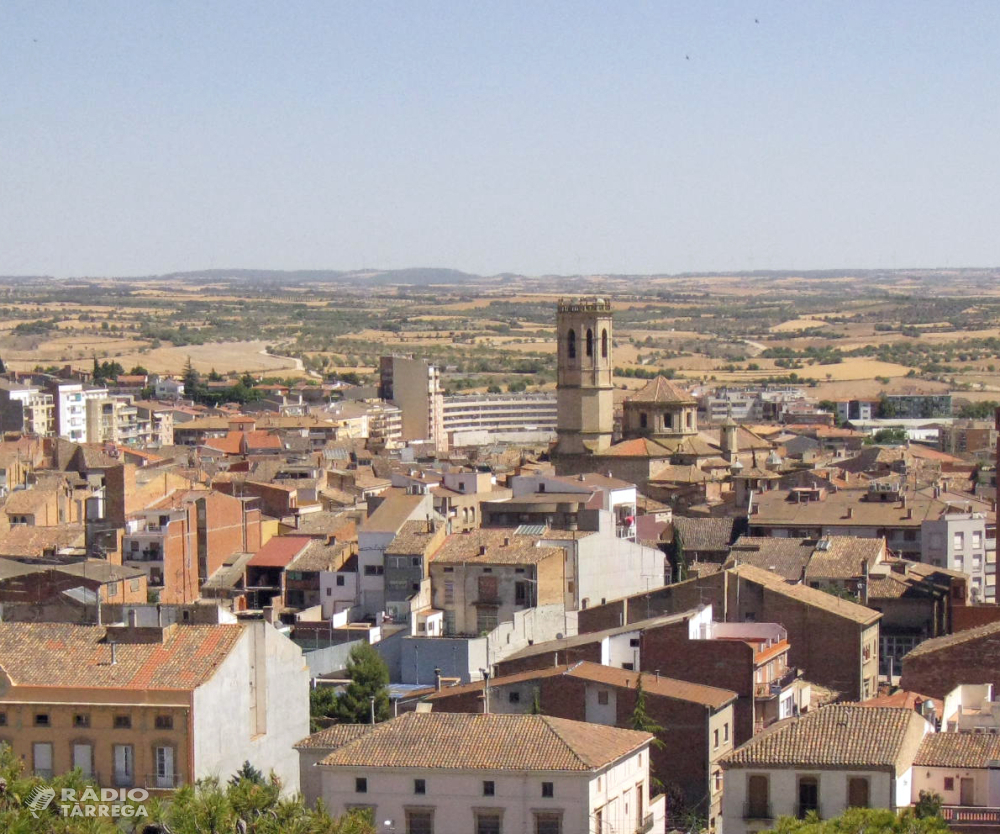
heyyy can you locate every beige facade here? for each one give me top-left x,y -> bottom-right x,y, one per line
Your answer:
554,298 -> 615,456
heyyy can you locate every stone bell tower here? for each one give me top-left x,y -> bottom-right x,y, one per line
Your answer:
554,297 -> 614,456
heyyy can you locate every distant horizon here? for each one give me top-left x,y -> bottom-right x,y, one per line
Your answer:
3,263 -> 1000,283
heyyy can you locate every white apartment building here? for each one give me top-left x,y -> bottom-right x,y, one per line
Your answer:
299,712 -> 663,834
921,512 -> 994,603
50,381 -> 108,442
442,393 -> 558,446
379,356 -> 446,451
0,380 -> 55,435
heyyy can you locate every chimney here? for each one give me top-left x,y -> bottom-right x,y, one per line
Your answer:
110,640 -> 118,665
503,536 -> 510,547
127,609 -> 138,629
156,604 -> 163,627
655,669 -> 660,681
901,495 -> 907,508
479,545 -> 487,556
846,507 -> 854,519
434,667 -> 442,692
906,507 -> 913,520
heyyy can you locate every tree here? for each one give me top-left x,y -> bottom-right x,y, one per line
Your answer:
913,791 -> 943,820
530,687 -> 543,715
669,526 -> 687,582
182,356 -> 201,401
765,806 -> 948,834
334,643 -> 391,724
630,674 -> 665,742
128,365 -> 149,376
229,760 -> 265,787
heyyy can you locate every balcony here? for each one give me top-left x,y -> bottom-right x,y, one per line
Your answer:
743,802 -> 773,821
145,773 -> 182,790
754,667 -> 801,699
636,813 -> 655,833
941,807 -> 1000,825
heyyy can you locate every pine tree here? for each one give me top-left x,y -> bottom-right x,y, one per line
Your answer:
335,643 -> 391,724
182,356 -> 200,402
530,687 -> 543,715
630,674 -> 665,744
228,760 -> 265,787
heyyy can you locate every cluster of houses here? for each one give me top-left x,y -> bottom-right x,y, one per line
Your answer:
0,298 -> 997,834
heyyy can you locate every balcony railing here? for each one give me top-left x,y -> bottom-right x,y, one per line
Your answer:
941,806 -> 1000,824
743,802 -> 773,821
636,813 -> 655,833
145,773 -> 182,790
755,667 -> 800,699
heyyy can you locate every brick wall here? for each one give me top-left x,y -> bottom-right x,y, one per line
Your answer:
900,631 -> 1000,698
494,640 -> 603,677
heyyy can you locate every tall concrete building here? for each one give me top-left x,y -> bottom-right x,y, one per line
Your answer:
378,355 -> 445,451
554,297 -> 614,456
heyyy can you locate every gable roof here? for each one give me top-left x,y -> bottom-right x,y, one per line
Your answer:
730,563 -> 881,625
317,712 -> 651,771
721,704 -> 928,770
673,517 -> 735,553
903,620 -> 1000,661
914,732 -> 1000,768
0,622 -> 244,691
247,535 -> 313,568
294,724 -> 374,750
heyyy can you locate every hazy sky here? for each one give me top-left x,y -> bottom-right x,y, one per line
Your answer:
3,2 -> 1000,277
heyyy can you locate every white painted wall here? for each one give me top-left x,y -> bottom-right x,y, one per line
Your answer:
192,622 -> 310,793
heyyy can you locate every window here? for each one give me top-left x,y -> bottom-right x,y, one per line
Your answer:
74,713 -> 90,728
534,812 -> 562,834
586,329 -> 594,357
541,781 -> 554,798
714,770 -> 722,791
154,746 -> 175,789
355,777 -> 368,793
713,729 -> 720,749
973,531 -> 983,549
723,723 -> 729,742
34,713 -> 50,727
509,691 -> 521,704
597,690 -> 609,706
73,742 -> 93,778
444,582 -> 455,603
336,575 -> 345,586
567,329 -> 576,359
747,774 -> 770,819
0,712 -> 6,726
640,412 -> 648,429
483,780 -> 495,796
113,744 -> 134,787
406,809 -> 433,834
601,329 -> 608,358
107,581 -> 119,596
944,777 -> 955,791
954,532 -> 965,551
414,778 -> 426,795
364,565 -> 383,576
476,811 -> 501,834
629,638 -> 640,648
797,776 -> 819,818
33,742 -> 53,778
155,715 -> 173,730
114,715 -> 132,729
848,777 -> 870,808
477,608 -> 498,633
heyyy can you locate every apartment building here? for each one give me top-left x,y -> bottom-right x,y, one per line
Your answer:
900,620 -> 1000,698
379,356 -> 446,451
0,380 -> 55,435
49,381 -> 108,442
938,420 -> 998,456
921,511 -> 994,602
123,489 -> 262,604
442,392 -> 557,446
300,711 -> 662,834
0,619 -> 309,793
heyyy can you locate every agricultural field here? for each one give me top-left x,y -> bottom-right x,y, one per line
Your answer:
1,268 -> 1000,402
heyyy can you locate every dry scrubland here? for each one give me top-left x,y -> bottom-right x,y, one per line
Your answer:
1,270 -> 999,401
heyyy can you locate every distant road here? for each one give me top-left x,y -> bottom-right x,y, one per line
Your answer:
743,339 -> 767,355
259,347 -> 304,372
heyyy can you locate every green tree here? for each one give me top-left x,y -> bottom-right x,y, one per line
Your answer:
766,806 -> 948,834
128,364 -> 149,375
913,791 -> 943,820
229,760 -> 265,787
335,643 -> 391,724
310,685 -> 340,732
182,356 -> 201,401
530,687 -> 543,715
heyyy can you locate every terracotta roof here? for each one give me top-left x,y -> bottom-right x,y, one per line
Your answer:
603,438 -> 675,458
287,540 -> 354,573
385,520 -> 443,556
628,377 -> 697,406
294,724 -> 373,750
730,563 -> 881,625
729,537 -> 814,582
247,535 -> 313,568
673,517 -> 734,553
914,732 -> 1000,768
860,690 -> 941,714
317,712 -> 652,771
431,529 -> 564,567
904,620 -> 1000,660
0,622 -> 244,691
751,487 -> 946,529
0,525 -> 87,558
361,492 -> 426,534
721,705 -> 928,769
550,473 -> 635,490
805,537 -> 885,581
428,661 -> 736,710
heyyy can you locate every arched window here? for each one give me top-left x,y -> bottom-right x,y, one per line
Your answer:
601,329 -> 608,358
586,329 -> 594,357
567,329 -> 577,359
